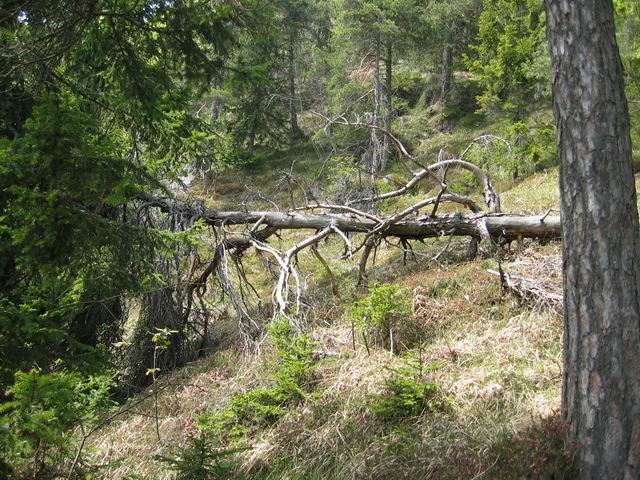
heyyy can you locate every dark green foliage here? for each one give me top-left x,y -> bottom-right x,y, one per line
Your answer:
372,377 -> 441,419
508,120 -> 557,175
393,69 -> 430,112
0,1 -> 246,473
465,0 -> 548,115
0,97 -> 163,387
1,0 -> 241,162
268,318 -> 318,397
0,369 -> 114,477
616,0 -> 640,97
199,319 -> 319,439
348,283 -> 415,352
370,355 -> 447,420
158,433 -> 247,480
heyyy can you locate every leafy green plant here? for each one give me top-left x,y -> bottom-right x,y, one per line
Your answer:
199,319 -> 319,439
0,369 -> 115,478
370,354 -> 447,420
348,283 -> 413,353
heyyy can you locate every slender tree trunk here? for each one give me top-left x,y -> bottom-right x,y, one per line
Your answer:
441,44 -> 452,100
211,96 -> 221,125
382,41 -> 393,172
545,1 -> 640,478
370,33 -> 383,177
287,29 -> 301,138
247,120 -> 257,156
211,77 -> 222,126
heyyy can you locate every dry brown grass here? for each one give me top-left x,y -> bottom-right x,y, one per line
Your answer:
232,249 -> 563,479
88,348 -> 266,478
87,162 -> 569,478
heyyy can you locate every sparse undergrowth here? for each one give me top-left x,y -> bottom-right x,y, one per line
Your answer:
86,159 -> 576,479
88,247 -> 572,478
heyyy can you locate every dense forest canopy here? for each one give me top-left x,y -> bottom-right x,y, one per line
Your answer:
1,0 -> 639,478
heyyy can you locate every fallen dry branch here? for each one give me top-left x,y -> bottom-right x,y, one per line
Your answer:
351,158 -> 501,213
142,192 -> 560,314
487,251 -> 563,313
488,269 -> 563,312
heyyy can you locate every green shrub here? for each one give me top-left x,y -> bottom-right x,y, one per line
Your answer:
0,369 -> 114,478
508,120 -> 557,177
199,319 -> 319,439
372,377 -> 442,419
393,70 -> 429,112
348,283 -> 414,352
158,433 -> 246,480
370,355 -> 447,421
268,319 -> 318,399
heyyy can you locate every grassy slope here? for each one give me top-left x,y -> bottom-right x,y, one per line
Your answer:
88,136 -> 580,478
88,53 -> 640,480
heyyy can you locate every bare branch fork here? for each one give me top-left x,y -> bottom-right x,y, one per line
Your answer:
141,193 -> 559,321
310,110 -> 503,214
138,150 -> 557,330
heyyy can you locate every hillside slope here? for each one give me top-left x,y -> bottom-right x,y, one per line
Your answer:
88,167 -> 579,479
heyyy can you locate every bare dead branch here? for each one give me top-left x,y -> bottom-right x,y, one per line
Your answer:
293,203 -> 382,223
460,134 -> 513,160
487,269 -> 563,313
310,109 -> 444,185
311,245 -> 339,297
351,158 -> 501,213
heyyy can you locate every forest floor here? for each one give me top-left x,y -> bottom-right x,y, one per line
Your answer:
87,147 -> 584,478
87,98 -> 640,478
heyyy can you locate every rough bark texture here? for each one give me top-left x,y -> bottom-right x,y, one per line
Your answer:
287,30 -> 301,137
382,42 -> 393,171
545,1 -> 640,478
441,44 -> 452,100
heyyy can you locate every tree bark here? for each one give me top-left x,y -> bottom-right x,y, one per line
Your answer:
441,44 -> 452,100
370,33 -> 383,177
287,29 -> 301,138
211,77 -> 222,126
382,41 -> 393,171
545,1 -> 640,478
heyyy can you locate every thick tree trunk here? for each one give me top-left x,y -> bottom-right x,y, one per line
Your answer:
382,42 -> 393,171
287,30 -> 301,138
370,33 -> 383,177
545,1 -> 640,478
441,44 -> 452,100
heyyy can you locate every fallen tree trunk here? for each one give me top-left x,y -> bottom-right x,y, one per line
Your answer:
207,211 -> 560,241
138,138 -> 561,337
141,195 -> 560,241
140,194 -> 561,330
